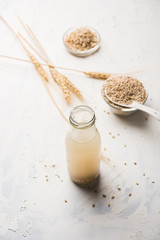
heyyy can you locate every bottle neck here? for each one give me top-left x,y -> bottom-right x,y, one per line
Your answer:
69,105 -> 95,130
70,124 -> 97,143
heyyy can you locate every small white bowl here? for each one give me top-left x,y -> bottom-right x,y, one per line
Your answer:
63,27 -> 101,57
101,84 -> 148,116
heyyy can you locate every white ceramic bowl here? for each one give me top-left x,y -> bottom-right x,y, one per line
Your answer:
101,84 -> 148,116
63,27 -> 101,57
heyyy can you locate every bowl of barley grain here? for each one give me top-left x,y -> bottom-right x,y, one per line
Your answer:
102,75 -> 148,116
63,27 -> 101,57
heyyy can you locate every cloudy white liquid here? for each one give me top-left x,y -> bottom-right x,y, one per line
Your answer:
65,125 -> 101,185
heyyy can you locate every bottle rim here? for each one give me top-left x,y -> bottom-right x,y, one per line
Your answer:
69,105 -> 95,129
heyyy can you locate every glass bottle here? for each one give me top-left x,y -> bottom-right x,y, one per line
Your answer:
65,105 -> 101,186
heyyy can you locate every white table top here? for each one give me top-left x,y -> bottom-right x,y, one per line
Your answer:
0,0 -> 160,239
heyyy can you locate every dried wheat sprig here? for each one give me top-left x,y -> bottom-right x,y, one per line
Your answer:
4,16 -> 112,83
21,46 -> 69,120
0,54 -> 111,77
49,67 -> 70,102
62,75 -> 82,98
50,67 -> 82,98
40,75 -> 68,123
49,66 -> 81,99
0,54 -> 82,72
59,73 -> 82,99
18,30 -> 71,102
49,66 -> 71,102
30,56 -> 69,122
18,19 -> 72,102
18,18 -> 83,99
0,16 -> 68,123
59,77 -> 70,103
83,72 -> 112,80
25,47 -> 49,82
49,66 -> 61,84
0,54 -> 119,81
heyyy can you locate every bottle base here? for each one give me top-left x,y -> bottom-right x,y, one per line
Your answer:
71,174 -> 100,188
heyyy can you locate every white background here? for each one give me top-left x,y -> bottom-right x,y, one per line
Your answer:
0,0 -> 160,239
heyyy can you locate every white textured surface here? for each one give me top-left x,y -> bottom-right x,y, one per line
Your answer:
0,0 -> 160,239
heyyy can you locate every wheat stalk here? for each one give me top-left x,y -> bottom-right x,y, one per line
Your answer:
18,33 -> 48,62
18,17 -> 83,100
49,66 -> 61,84
30,55 -> 69,122
49,66 -> 70,102
59,76 -> 70,103
26,20 -> 82,98
0,16 -> 68,123
0,17 -> 137,82
62,75 -> 82,98
18,16 -> 71,102
49,64 -> 82,98
18,31 -> 71,103
0,53 -> 124,82
21,46 -> 69,120
49,67 -> 82,99
83,72 -> 112,80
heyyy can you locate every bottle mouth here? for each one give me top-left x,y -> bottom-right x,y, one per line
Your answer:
69,105 -> 95,129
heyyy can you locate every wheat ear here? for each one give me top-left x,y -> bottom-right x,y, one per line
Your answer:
21,45 -> 69,121
0,16 -> 68,123
0,53 -> 115,81
26,20 -> 81,98
50,65 -> 82,98
48,66 -> 70,102
62,76 -> 82,98
83,72 -> 112,80
24,25 -> 81,93
18,17 -> 82,99
18,18 -> 71,102
18,31 -> 71,103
